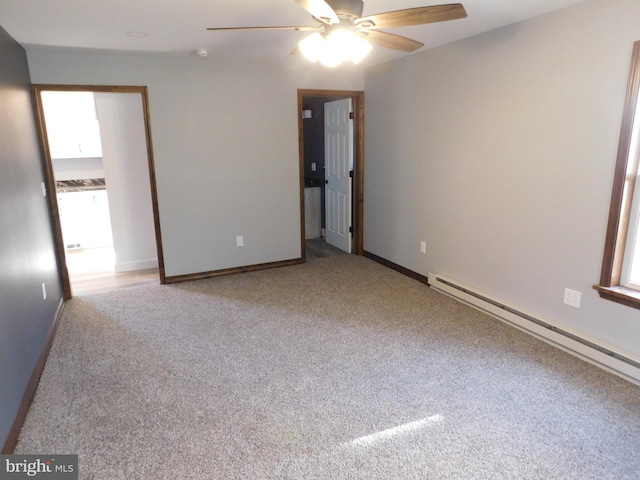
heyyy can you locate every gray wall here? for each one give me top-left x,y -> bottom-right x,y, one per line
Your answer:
26,49 -> 363,277
364,0 -> 640,358
0,26 -> 62,449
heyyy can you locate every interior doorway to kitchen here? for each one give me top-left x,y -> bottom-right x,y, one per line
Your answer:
33,85 -> 165,298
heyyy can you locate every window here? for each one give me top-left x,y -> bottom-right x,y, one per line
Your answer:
595,41 -> 640,309
622,159 -> 640,289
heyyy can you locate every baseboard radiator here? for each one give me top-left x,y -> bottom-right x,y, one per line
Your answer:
428,273 -> 640,386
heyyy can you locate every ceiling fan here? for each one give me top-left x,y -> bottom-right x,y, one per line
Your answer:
207,0 -> 467,66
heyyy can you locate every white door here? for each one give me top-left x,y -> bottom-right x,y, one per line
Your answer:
324,98 -> 353,253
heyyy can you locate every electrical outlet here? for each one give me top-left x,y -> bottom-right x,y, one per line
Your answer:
236,236 -> 244,247
312,162 -> 317,172
563,288 -> 581,308
420,241 -> 426,254
42,283 -> 47,300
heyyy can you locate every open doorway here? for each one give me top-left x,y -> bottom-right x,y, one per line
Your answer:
297,89 -> 364,260
33,85 -> 165,299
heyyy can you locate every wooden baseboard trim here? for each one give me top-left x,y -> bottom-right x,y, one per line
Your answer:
163,258 -> 305,285
363,251 -> 430,285
2,298 -> 65,454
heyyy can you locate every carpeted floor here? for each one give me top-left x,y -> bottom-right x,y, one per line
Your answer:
15,255 -> 640,479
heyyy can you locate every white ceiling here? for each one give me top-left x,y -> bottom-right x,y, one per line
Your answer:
0,0 -> 589,67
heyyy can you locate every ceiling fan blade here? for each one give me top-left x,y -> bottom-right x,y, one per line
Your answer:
295,0 -> 339,25
364,30 -> 424,52
207,25 -> 319,32
357,3 -> 467,29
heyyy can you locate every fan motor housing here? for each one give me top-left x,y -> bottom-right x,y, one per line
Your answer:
326,0 -> 364,17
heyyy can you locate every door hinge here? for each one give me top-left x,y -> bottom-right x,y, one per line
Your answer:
349,111 -> 354,120
349,170 -> 353,178
349,226 -> 353,233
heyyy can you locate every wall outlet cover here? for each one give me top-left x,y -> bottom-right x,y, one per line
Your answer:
563,288 -> 581,308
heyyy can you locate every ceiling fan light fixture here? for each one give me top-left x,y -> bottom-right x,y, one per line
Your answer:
298,29 -> 372,67
318,50 -> 342,67
208,2 -> 467,64
319,29 -> 349,67
348,34 -> 372,64
299,32 -> 325,62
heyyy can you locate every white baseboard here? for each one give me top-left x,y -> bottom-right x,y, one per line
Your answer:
428,272 -> 640,387
115,258 -> 158,273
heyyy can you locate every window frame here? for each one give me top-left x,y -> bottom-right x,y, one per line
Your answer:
595,41 -> 640,309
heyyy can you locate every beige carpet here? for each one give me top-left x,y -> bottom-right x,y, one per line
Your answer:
15,255 -> 640,479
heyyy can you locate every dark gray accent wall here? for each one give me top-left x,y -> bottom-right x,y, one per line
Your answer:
0,25 -> 63,449
302,96 -> 327,186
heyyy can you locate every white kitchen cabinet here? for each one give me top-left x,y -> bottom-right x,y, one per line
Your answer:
41,91 -> 103,159
57,190 -> 113,250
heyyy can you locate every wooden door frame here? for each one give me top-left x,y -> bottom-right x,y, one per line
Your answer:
297,89 -> 365,259
32,84 -> 166,300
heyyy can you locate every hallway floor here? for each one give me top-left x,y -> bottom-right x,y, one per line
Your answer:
66,247 -> 158,296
